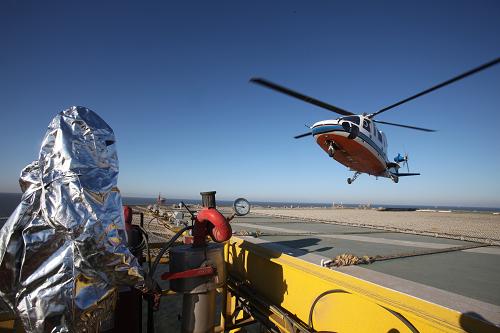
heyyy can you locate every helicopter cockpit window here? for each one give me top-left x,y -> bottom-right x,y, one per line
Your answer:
363,119 -> 371,132
342,116 -> 360,125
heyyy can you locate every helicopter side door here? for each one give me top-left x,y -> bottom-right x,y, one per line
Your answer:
362,118 -> 372,139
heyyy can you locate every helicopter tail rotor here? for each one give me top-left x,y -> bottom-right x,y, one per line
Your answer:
394,153 -> 411,172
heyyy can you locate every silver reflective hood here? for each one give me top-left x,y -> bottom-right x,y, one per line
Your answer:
0,106 -> 143,332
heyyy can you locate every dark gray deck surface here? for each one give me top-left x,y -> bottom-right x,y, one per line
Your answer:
231,213 -> 500,320
367,251 -> 500,306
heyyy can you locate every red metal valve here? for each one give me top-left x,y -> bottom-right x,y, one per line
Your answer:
123,205 -> 133,230
192,207 -> 232,246
161,266 -> 215,281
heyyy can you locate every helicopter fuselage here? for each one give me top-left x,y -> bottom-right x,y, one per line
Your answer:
312,115 -> 391,177
252,59 -> 500,183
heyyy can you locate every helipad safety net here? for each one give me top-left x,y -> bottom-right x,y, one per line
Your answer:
0,106 -> 143,332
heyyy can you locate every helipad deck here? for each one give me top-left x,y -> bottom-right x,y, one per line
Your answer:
230,213 -> 500,328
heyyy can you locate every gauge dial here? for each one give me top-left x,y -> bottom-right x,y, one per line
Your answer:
233,198 -> 250,216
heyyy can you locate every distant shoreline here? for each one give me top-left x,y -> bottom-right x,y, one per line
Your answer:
1,192 -> 499,219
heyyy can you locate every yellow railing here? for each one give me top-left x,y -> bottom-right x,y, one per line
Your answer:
222,236 -> 497,333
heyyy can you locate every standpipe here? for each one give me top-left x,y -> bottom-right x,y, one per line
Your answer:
162,191 -> 232,333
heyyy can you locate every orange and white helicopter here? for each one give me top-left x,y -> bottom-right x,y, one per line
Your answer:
251,58 -> 499,184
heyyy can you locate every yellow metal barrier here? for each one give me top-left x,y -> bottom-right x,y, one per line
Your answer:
223,237 -> 497,333
0,311 -> 22,333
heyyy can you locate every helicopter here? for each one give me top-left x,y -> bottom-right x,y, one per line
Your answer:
251,57 -> 499,184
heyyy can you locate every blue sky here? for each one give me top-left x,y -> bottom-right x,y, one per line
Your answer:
1,1 -> 499,207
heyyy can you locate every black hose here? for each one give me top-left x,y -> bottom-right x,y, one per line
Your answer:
307,289 -> 420,332
147,216 -> 158,228
135,226 -> 152,273
145,225 -> 192,333
150,225 -> 193,276
124,224 -> 154,333
308,289 -> 348,331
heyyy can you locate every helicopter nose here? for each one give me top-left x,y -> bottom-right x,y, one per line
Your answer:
342,121 -> 359,139
342,121 -> 351,132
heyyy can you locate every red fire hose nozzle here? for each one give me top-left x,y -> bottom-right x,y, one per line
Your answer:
192,207 -> 232,246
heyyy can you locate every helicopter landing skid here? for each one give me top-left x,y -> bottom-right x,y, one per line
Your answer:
347,172 -> 361,184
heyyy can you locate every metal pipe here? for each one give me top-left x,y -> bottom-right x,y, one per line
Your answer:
167,192 -> 230,333
169,243 -> 226,333
181,290 -> 216,333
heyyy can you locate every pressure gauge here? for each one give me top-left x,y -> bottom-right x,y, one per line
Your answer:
233,198 -> 250,216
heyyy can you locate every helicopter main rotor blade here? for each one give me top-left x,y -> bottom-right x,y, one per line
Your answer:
250,78 -> 354,116
373,120 -> 436,132
294,132 -> 313,139
370,57 -> 500,118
